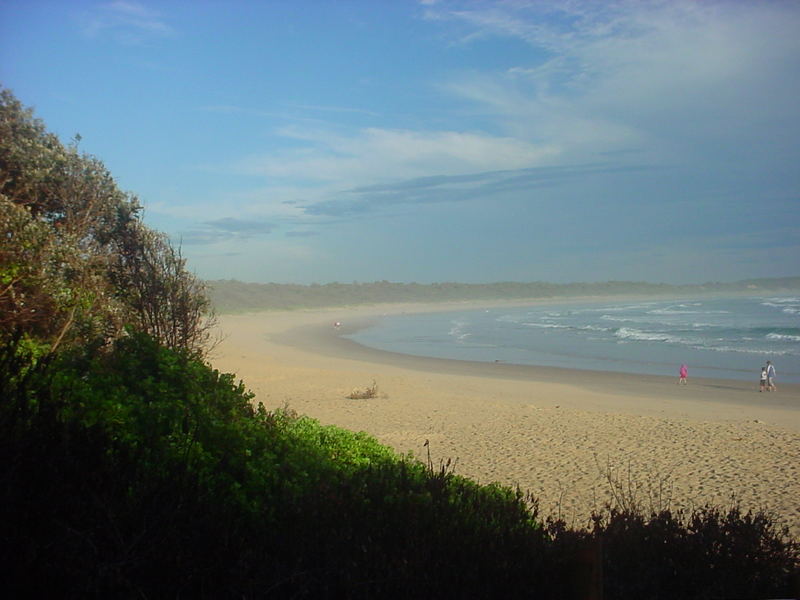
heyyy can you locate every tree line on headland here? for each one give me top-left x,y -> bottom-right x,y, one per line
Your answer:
208,277 -> 800,313
2,87 -> 798,598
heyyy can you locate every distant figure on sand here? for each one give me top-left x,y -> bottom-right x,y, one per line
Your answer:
759,367 -> 767,392
678,364 -> 688,385
766,360 -> 777,391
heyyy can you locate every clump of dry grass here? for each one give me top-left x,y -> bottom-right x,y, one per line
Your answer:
594,455 -> 675,515
347,380 -> 380,399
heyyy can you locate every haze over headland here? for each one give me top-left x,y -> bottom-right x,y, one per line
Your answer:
2,1 -> 799,286
208,277 -> 800,313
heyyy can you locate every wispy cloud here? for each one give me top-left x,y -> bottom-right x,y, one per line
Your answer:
289,103 -> 382,118
81,1 -> 173,43
147,185 -> 311,225
285,230 -> 319,238
428,0 -> 800,163
198,104 -> 352,127
236,126 -> 559,185
304,162 -> 654,217
205,218 -> 274,236
178,217 -> 275,246
223,0 -> 799,229
170,0 -> 798,280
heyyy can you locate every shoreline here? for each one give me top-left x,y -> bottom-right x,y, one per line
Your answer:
270,303 -> 800,420
211,300 -> 800,535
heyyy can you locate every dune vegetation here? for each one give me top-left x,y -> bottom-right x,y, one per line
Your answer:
2,88 -> 798,598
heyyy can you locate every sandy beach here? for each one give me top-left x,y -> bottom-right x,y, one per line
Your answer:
211,301 -> 800,536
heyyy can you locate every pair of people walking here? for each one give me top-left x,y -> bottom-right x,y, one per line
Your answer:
679,361 -> 777,391
760,360 -> 777,392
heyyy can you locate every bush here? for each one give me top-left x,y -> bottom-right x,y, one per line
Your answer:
0,333 -> 552,597
589,506 -> 800,599
1,88 -> 215,357
2,331 -> 799,598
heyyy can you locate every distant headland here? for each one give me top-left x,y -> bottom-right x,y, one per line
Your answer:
207,277 -> 800,313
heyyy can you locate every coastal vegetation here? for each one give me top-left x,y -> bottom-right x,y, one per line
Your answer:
208,277 -> 800,313
2,88 -> 798,598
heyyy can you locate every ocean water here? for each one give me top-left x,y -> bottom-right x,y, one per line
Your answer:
345,296 -> 800,383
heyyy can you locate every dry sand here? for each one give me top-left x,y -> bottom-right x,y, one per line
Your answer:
211,301 -> 800,536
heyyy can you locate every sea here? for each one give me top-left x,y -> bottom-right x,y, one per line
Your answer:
345,295 -> 800,383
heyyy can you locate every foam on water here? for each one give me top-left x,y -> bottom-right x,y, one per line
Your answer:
767,333 -> 800,342
448,320 -> 471,342
346,295 -> 800,382
614,327 -> 691,344
763,297 -> 800,315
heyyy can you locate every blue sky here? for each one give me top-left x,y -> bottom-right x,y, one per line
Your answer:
2,0 -> 799,284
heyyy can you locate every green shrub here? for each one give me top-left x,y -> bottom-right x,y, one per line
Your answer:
1,332 -> 798,598
0,333 -> 548,596
605,506 -> 798,599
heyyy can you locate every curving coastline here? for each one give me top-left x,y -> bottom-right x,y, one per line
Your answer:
212,301 -> 800,535
272,306 -> 800,413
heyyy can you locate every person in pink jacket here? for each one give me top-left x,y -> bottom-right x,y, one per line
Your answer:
678,364 -> 688,385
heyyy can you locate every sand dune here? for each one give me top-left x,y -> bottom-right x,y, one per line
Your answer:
211,301 -> 800,536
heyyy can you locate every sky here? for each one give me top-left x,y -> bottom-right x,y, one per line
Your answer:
1,0 -> 799,285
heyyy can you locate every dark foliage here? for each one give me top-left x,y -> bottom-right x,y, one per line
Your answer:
2,334 -> 798,599
590,507 -> 800,599
0,334 -> 552,598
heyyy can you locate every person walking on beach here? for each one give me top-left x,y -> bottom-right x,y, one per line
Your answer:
678,363 -> 688,385
766,360 -> 777,391
759,366 -> 768,392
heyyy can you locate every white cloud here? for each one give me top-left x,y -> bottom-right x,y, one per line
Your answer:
82,1 -> 173,42
236,126 -> 559,185
429,0 -> 800,161
147,184 -> 312,223
168,0 -> 799,270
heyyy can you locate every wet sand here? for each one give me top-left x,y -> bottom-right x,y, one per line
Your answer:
211,301 -> 800,535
